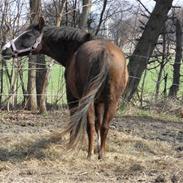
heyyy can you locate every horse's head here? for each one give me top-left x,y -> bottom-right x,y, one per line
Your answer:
1,17 -> 45,60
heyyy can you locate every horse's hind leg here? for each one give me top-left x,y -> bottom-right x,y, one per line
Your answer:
95,103 -> 104,154
87,103 -> 95,159
99,101 -> 118,159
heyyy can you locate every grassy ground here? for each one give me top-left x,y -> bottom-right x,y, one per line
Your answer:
139,60 -> 183,98
0,108 -> 182,183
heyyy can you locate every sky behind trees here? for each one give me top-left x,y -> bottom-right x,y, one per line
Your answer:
130,0 -> 182,11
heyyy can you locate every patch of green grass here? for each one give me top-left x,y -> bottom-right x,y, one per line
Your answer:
1,57 -> 67,105
139,60 -> 183,97
135,109 -> 180,122
47,63 -> 66,104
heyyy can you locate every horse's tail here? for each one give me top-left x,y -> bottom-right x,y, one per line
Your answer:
67,49 -> 109,148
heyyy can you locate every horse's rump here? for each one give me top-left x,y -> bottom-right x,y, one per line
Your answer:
67,40 -> 127,99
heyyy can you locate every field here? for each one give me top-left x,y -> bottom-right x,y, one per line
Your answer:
0,108 -> 183,183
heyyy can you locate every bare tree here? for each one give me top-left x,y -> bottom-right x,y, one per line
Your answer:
27,0 -> 41,111
0,0 -> 27,108
0,0 -> 9,106
36,54 -> 49,113
124,0 -> 173,101
95,0 -> 107,35
34,1 -> 50,113
169,18 -> 182,97
53,0 -> 67,27
154,25 -> 168,100
79,0 -> 91,29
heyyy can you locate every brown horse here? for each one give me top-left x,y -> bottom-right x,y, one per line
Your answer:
2,17 -> 128,159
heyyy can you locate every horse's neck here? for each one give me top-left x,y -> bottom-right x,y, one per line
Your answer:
41,31 -> 81,67
41,38 -> 67,67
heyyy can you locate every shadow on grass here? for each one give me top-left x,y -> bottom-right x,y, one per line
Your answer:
0,133 -> 65,162
118,115 -> 183,124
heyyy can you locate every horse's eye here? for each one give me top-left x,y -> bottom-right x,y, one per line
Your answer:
22,34 -> 33,39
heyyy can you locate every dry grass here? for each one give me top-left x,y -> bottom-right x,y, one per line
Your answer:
121,100 -> 183,123
0,110 -> 182,182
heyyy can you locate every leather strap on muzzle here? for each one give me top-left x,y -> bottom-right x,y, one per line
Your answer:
11,32 -> 43,57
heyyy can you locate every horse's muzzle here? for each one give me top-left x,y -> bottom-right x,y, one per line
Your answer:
1,47 -> 13,60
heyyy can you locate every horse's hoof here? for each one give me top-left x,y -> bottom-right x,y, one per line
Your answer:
98,154 -> 104,160
87,156 -> 92,161
87,154 -> 92,160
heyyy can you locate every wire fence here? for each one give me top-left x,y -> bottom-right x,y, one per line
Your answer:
1,51 -> 183,111
0,58 -> 66,109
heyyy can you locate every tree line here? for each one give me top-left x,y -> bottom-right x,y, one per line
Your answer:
0,0 -> 182,112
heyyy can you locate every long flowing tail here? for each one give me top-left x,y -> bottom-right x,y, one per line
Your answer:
67,49 -> 109,148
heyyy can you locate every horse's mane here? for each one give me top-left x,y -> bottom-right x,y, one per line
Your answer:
42,26 -> 93,42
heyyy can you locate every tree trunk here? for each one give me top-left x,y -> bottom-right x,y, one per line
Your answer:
163,73 -> 168,98
72,0 -> 77,27
155,26 -> 166,101
79,0 -> 91,30
31,0 -> 50,113
27,57 -> 37,111
36,55 -> 49,113
169,19 -> 182,97
65,0 -> 68,26
27,0 -> 42,111
0,59 -> 4,106
0,0 -> 9,106
18,66 -> 27,106
124,0 -> 173,101
56,0 -> 67,27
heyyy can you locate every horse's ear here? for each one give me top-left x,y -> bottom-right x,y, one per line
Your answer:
38,17 -> 45,31
84,33 -> 92,41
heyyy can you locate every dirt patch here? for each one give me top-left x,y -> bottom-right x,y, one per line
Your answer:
113,115 -> 183,144
0,110 -> 182,182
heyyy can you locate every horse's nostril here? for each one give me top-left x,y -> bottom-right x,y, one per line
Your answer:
1,48 -> 13,60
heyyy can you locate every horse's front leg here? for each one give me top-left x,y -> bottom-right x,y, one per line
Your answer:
65,84 -> 79,143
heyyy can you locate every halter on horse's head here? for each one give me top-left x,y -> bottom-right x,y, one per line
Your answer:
2,17 -> 45,59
